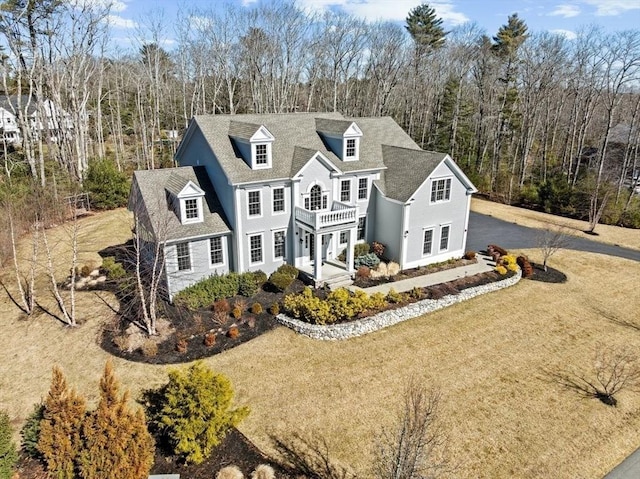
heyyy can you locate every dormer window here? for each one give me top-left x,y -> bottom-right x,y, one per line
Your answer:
346,139 -> 356,158
184,198 -> 199,220
255,143 -> 268,165
166,175 -> 206,225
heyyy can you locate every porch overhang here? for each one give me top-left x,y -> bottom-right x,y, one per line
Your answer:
294,203 -> 357,232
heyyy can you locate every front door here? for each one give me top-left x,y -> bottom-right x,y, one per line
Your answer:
322,233 -> 332,260
303,232 -> 315,263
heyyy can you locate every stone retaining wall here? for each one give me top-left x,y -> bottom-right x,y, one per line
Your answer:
276,270 -> 522,340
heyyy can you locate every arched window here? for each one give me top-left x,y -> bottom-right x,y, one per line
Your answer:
309,185 -> 322,211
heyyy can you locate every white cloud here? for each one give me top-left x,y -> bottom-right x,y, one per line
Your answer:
551,28 -> 578,39
549,4 -> 581,17
294,0 -> 469,25
107,14 -> 137,29
583,0 -> 640,16
72,0 -> 128,12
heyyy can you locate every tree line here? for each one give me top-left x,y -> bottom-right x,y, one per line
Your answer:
0,1 -> 639,228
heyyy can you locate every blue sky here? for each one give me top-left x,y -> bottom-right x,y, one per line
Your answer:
106,0 -> 640,49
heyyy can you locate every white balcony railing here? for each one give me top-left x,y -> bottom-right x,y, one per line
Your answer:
295,202 -> 357,230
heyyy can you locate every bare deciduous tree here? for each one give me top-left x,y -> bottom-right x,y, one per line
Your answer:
536,225 -> 572,271
550,344 -> 640,406
372,379 -> 449,479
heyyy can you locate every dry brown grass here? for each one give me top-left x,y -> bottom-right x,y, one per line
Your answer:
1,208 -> 640,479
472,197 -> 640,251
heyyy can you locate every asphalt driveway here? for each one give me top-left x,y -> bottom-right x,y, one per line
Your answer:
467,211 -> 640,262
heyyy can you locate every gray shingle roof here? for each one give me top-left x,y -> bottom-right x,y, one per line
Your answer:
228,120 -> 262,140
377,145 -> 447,203
315,118 -> 354,136
185,113 -> 422,184
164,172 -> 191,197
0,95 -> 37,115
131,166 -> 231,242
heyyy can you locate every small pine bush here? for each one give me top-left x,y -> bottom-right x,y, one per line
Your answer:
238,272 -> 260,297
354,242 -> 370,257
101,257 -> 126,280
251,303 -> 263,314
174,272 -> 241,310
268,271 -> 296,292
252,270 -> 268,287
232,307 -> 242,320
84,158 -> 130,210
0,410 -> 18,479
517,255 -> 533,277
354,252 -> 380,269
463,251 -> 476,260
20,403 -> 44,460
213,299 -> 231,313
409,286 -> 423,300
269,303 -> 280,315
228,327 -> 240,339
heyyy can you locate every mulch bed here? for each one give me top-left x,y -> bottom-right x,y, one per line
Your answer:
527,263 -> 567,283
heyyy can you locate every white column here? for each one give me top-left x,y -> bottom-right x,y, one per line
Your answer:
346,227 -> 356,273
314,232 -> 322,281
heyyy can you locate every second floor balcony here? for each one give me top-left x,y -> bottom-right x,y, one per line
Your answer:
294,201 -> 357,231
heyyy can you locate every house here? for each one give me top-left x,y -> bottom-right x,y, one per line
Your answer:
129,113 -> 477,301
0,95 -> 73,145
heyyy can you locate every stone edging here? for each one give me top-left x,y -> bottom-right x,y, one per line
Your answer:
275,270 -> 522,340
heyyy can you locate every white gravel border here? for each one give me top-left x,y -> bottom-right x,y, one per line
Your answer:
276,270 -> 521,340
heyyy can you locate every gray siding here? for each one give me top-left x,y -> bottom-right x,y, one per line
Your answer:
164,234 -> 232,301
373,191 -> 403,262
299,158 -> 334,196
403,161 -> 469,268
323,136 -> 343,160
177,128 -> 235,229
237,182 -> 291,275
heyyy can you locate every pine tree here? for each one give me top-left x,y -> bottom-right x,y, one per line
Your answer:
155,361 -> 250,464
78,360 -> 154,479
0,411 -> 18,479
38,366 -> 86,479
405,3 -> 447,53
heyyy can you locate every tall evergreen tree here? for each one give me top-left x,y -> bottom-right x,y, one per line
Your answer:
38,366 -> 86,479
0,410 -> 18,479
405,3 -> 447,52
78,360 -> 154,479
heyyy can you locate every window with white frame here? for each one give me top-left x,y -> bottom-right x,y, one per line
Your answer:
340,231 -> 349,244
210,237 -> 223,265
249,234 -> 263,263
272,187 -> 285,213
358,178 -> 368,200
423,229 -> 434,256
340,179 -> 351,202
176,242 -> 191,271
248,190 -> 261,216
357,217 -> 366,241
306,185 -> 327,211
440,225 -> 450,251
255,143 -> 268,165
273,230 -> 285,259
431,178 -> 452,203
346,138 -> 356,158
184,198 -> 199,220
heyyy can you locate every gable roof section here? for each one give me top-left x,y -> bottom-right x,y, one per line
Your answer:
315,118 -> 356,137
165,172 -> 204,198
377,146 -> 446,203
182,114 -> 419,185
131,166 -> 231,242
290,146 -> 342,178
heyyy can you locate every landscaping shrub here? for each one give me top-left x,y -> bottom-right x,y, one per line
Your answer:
251,464 -> 275,479
0,411 -> 17,479
386,288 -> 404,304
174,273 -> 241,310
213,299 -> 231,313
101,256 -> 126,280
20,403 -> 44,460
495,265 -> 507,275
113,334 -> 131,352
277,264 -> 299,279
355,242 -> 370,257
217,465 -> 244,479
251,303 -> 263,314
354,252 -> 380,269
204,332 -> 216,347
517,255 -> 533,278
501,254 -> 519,273
150,362 -> 249,465
283,287 -> 334,325
252,270 -> 268,287
356,265 -> 370,279
387,261 -> 400,276
228,327 -> 240,339
463,251 -> 476,260
488,244 -> 508,256
409,286 -> 424,300
268,271 -> 295,292
176,338 -> 188,353
238,272 -> 260,297
368,292 -> 387,310
232,307 -> 242,320
375,262 -> 388,278
140,340 -> 158,357
269,303 -> 280,315
212,310 -> 229,326
371,241 -> 386,258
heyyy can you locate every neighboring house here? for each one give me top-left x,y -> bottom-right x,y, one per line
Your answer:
129,113 -> 477,301
0,95 -> 73,145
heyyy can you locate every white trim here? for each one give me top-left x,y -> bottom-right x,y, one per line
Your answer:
422,227 -> 435,257
248,232 -> 265,265
175,241 -> 193,272
246,188 -> 263,218
272,186 -> 286,215
209,236 -> 225,267
272,229 -> 286,262
357,177 -> 369,200
181,197 -> 203,224
340,178 -> 351,203
429,177 -> 453,204
292,151 -> 343,179
439,223 -> 452,252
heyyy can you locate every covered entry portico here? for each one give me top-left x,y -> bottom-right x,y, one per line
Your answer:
294,202 -> 358,283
